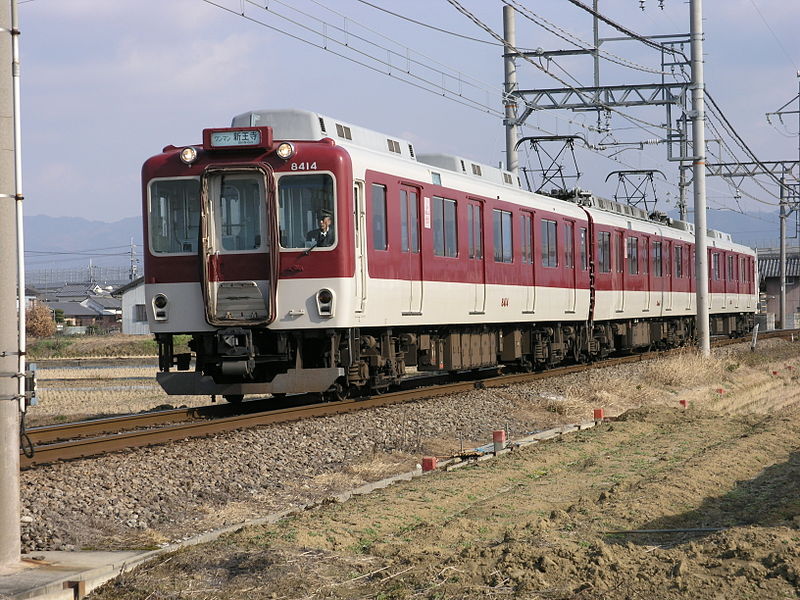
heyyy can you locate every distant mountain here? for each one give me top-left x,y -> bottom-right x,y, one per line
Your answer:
21,207 -> 784,277
24,215 -> 143,276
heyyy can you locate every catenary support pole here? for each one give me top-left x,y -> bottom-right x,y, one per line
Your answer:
690,0 -> 710,356
779,174 -> 786,329
503,4 -> 518,176
0,0 -> 21,570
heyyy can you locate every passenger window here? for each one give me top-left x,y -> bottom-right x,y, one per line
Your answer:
433,197 -> 458,257
541,219 -> 558,268
598,231 -> 611,273
520,213 -> 532,264
468,204 -> 483,259
371,184 -> 388,250
492,209 -> 513,263
627,237 -> 638,275
400,189 -> 419,253
564,222 -> 574,268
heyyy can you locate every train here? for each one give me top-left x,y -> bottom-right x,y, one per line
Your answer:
142,109 -> 757,402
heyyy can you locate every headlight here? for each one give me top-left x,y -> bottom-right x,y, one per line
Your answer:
275,142 -> 295,160
179,146 -> 198,165
152,294 -> 169,321
316,288 -> 334,317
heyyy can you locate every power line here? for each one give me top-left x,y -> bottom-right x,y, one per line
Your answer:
503,0 -> 670,76
352,0 -> 498,46
746,0 -> 799,73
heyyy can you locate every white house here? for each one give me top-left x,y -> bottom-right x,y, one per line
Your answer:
115,277 -> 149,335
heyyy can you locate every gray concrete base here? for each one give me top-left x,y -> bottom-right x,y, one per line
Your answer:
0,551 -> 147,600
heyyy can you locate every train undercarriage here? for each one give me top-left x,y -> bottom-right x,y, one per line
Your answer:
155,312 -> 753,402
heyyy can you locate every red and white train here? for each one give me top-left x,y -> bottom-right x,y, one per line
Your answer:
142,109 -> 757,401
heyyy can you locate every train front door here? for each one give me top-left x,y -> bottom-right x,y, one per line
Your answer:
200,167 -> 275,326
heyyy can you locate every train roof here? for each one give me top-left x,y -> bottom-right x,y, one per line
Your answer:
230,109 -> 520,190
230,108 -> 746,251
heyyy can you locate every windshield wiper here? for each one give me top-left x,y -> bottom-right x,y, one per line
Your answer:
302,239 -> 320,256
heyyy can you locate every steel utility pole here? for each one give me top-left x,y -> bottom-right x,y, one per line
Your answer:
690,0 -> 710,356
766,74 -> 800,329
0,0 -> 20,570
503,4 -> 519,176
779,175 -> 787,328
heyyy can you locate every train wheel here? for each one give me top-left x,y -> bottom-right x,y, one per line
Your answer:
325,380 -> 350,402
224,394 -> 244,404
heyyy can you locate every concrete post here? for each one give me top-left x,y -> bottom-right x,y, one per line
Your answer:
503,4 -> 518,176
0,0 -> 20,570
690,0 -> 710,356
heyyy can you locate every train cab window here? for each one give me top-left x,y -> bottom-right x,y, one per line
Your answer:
541,219 -> 558,268
580,227 -> 588,270
675,245 -> 684,278
215,175 -> 265,252
520,213 -> 532,264
712,252 -> 720,280
278,174 -> 336,250
598,231 -> 611,273
627,237 -> 638,275
433,196 -> 458,257
468,203 -> 483,259
653,241 -> 663,277
148,177 -> 201,254
371,184 -> 388,250
564,222 -> 574,268
492,209 -> 513,263
400,189 -> 419,253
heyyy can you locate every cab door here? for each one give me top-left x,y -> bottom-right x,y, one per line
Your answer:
200,166 -> 276,326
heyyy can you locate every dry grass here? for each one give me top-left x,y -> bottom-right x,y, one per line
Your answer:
308,452 -> 418,496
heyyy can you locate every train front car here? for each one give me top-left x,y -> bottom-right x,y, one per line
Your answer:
142,118 -> 355,402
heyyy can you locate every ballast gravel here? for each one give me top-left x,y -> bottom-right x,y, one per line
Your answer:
20,385 -> 555,553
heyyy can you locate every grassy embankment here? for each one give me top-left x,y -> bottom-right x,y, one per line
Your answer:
27,335 -> 191,359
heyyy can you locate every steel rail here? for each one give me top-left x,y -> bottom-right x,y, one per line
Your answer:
21,329 -> 798,469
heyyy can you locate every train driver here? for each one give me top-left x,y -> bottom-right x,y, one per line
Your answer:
306,211 -> 335,247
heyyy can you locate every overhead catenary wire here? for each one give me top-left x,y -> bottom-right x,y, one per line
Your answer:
502,0 -> 671,76
746,0 -> 799,73
195,0 -> 692,191
508,0 -> 788,205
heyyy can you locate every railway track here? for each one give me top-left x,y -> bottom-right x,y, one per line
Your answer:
21,328 -> 796,469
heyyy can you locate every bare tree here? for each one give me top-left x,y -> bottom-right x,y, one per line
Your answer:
26,301 -> 55,338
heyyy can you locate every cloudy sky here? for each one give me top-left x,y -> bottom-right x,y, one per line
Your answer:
18,0 -> 799,238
